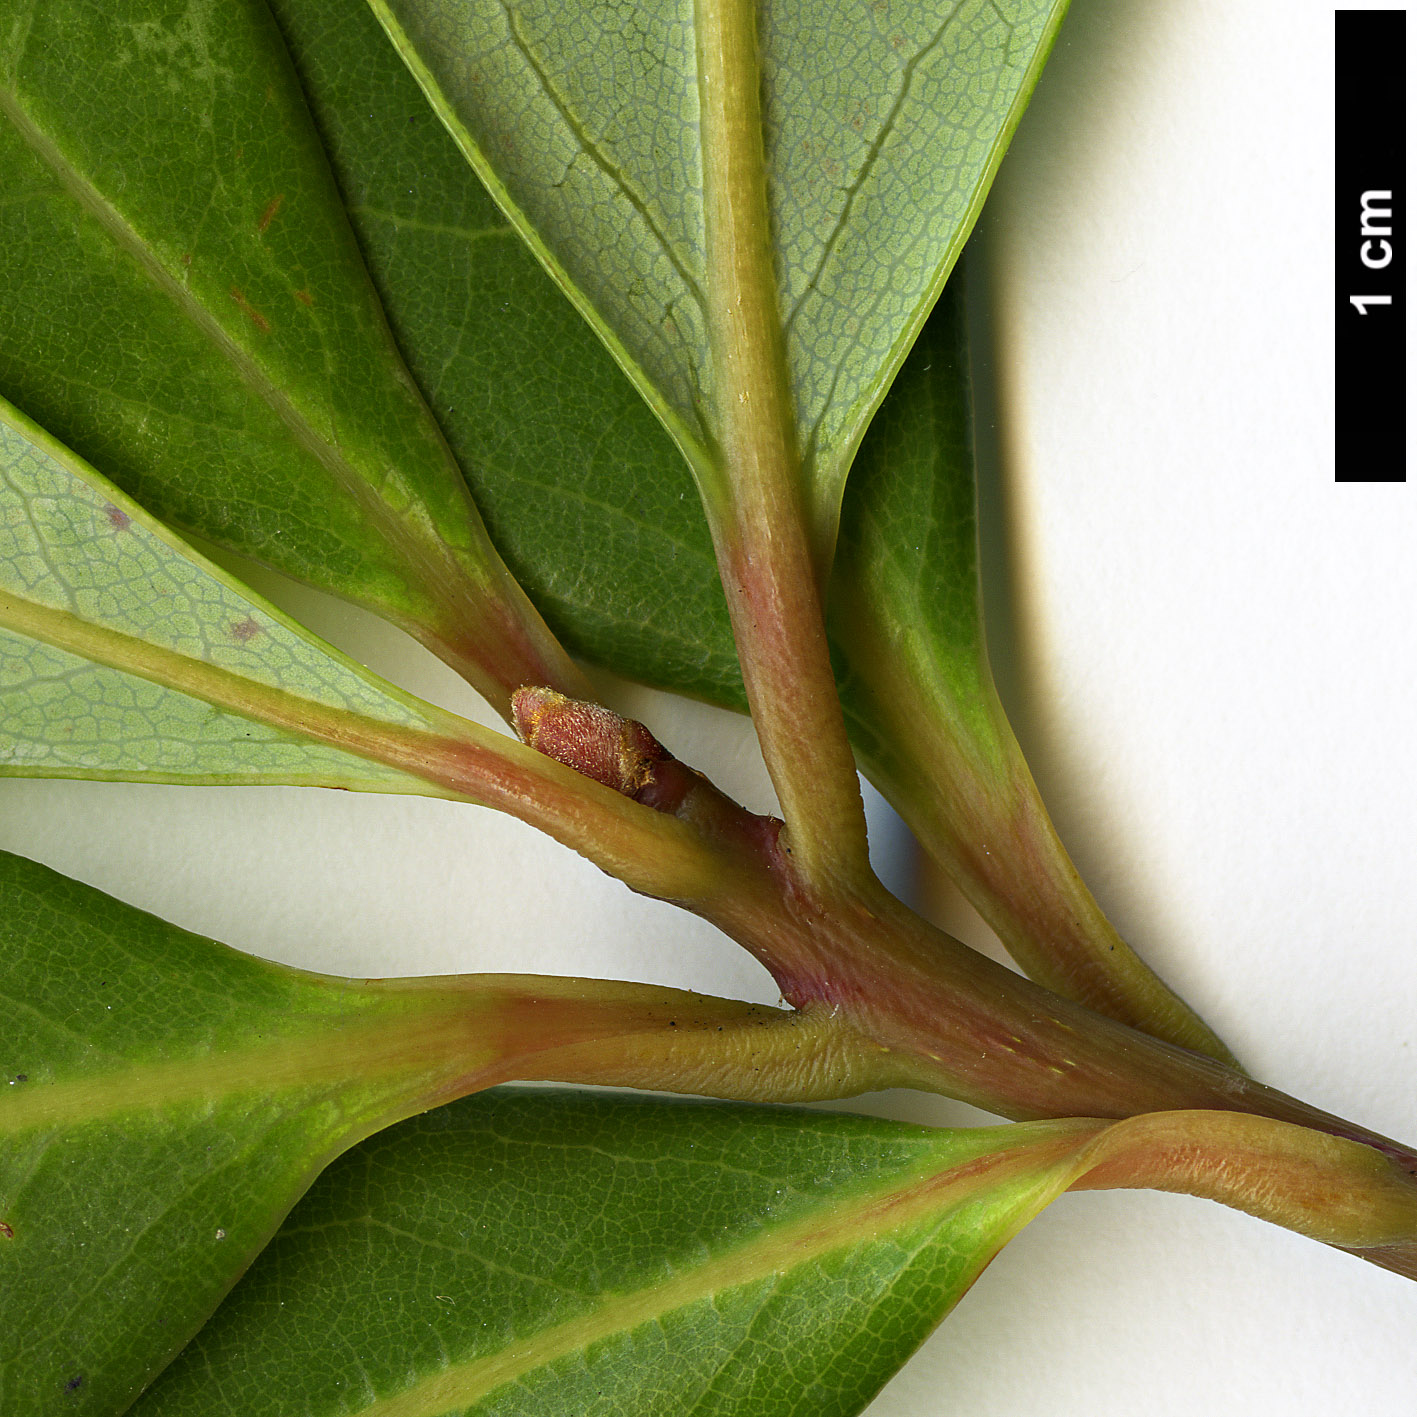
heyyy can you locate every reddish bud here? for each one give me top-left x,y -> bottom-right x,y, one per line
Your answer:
512,688 -> 667,797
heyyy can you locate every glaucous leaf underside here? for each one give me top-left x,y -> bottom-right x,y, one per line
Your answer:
369,0 -> 1070,547
0,396 -> 451,791
269,0 -> 743,703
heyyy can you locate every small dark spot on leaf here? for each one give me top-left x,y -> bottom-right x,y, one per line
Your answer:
229,617 -> 262,643
256,192 -> 285,234
229,286 -> 271,334
181,252 -> 192,268
15,1073 -> 27,1083
293,288 -> 314,306
0,1219 -> 14,1239
104,505 -> 132,531
64,1375 -> 84,1394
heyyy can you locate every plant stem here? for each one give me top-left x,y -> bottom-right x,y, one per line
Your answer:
402,975 -> 1417,1277
700,862 -> 1417,1176
381,974 -> 895,1108
850,659 -> 1239,1064
508,690 -> 1417,1180
1065,1110 -> 1417,1258
829,275 -> 1236,1063
412,550 -> 591,720
0,591 -> 726,902
694,0 -> 870,889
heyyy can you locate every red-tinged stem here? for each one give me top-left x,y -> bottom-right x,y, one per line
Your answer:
378,973 -> 1417,1278
694,0 -> 872,888
699,865 -> 1417,1177
505,690 -> 1417,1179
368,973 -> 900,1108
412,555 -> 591,721
1067,1110 -> 1417,1247
1063,1110 -> 1417,1277
828,279 -> 1234,1064
0,593 -> 726,902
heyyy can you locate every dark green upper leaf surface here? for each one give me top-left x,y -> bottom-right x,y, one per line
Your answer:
0,0 -> 505,645
268,0 -> 743,704
0,851 -> 497,1416
135,1088 -> 1081,1417
831,276 -> 1000,767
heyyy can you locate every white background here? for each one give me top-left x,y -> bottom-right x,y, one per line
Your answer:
1,2 -> 1414,1414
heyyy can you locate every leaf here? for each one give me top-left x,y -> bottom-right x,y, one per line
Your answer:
0,395 -> 453,792
132,1087 -> 1099,1417
828,279 -> 1235,1061
267,0 -> 743,706
367,0 -> 1071,546
0,0 -> 570,706
1,852 -> 819,1415
0,399 -> 723,898
0,852 -> 546,1415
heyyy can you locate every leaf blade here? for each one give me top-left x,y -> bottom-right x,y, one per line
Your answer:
0,396 -> 450,792
132,1088 -> 1092,1417
829,279 -> 1236,1061
0,853 -> 499,1415
267,0 -> 743,704
0,0 -> 573,707
366,0 -> 1072,546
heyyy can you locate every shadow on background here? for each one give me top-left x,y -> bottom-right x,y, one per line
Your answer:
967,0 -> 1188,742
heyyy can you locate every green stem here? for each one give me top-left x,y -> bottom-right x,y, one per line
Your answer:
375,974 -> 894,1108
411,549 -> 591,721
506,691 -> 1417,1184
406,976 -> 1417,1278
1066,1110 -> 1417,1254
694,0 -> 870,889
850,653 -> 1238,1064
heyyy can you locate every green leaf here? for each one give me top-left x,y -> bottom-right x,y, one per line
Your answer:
832,280 -> 996,771
366,0 -> 1070,545
829,280 -> 1235,1062
133,1087 -> 1097,1417
268,0 -> 742,705
0,400 -> 725,899
0,395 -> 451,792
0,852 -> 539,1415
0,0 -> 570,707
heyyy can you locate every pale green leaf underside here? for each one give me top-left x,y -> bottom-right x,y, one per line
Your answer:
136,1088 -> 1082,1417
369,0 -> 1069,537
0,399 -> 443,790
0,851 -> 489,1416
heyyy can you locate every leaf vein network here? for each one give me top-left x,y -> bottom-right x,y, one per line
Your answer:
498,1 -> 707,315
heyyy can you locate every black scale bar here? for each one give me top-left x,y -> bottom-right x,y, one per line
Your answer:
1335,10 -> 1406,482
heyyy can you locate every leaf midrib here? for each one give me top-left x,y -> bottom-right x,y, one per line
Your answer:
366,0 -> 718,488
328,1134 -> 1083,1417
0,591 -> 460,788
0,1006 -> 489,1133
